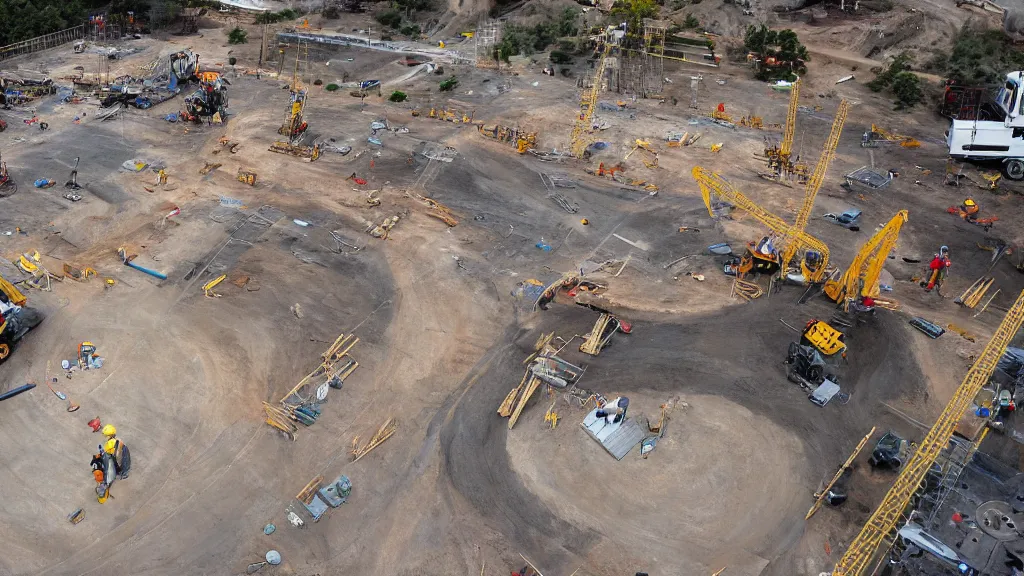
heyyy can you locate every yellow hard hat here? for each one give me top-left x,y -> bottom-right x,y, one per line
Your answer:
964,198 -> 976,207
103,439 -> 117,454
101,424 -> 117,437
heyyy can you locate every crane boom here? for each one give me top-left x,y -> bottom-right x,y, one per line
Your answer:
570,42 -> 611,159
823,211 -> 908,308
779,80 -> 801,159
832,289 -> 1024,576
692,166 -> 830,282
781,100 -> 849,271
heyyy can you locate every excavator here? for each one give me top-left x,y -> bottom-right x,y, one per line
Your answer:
0,273 -> 43,364
824,210 -> 909,311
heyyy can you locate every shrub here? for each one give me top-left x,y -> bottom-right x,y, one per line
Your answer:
325,83 -> 340,91
550,50 -> 573,64
389,90 -> 408,102
891,71 -> 923,109
313,78 -> 323,86
439,76 -> 458,91
228,27 -> 248,44
228,56 -> 237,65
400,24 -> 421,37
683,13 -> 700,29
866,52 -> 911,92
375,10 -> 402,28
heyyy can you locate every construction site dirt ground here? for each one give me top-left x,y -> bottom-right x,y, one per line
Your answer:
1,15 -> 1024,576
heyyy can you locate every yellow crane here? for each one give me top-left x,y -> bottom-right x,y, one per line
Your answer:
780,79 -> 800,162
692,166 -> 829,282
780,100 -> 850,272
823,210 -> 908,310
570,41 -> 611,159
830,288 -> 1024,576
765,80 -> 801,177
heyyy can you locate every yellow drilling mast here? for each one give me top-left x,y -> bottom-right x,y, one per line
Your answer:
570,41 -> 611,159
692,166 -> 829,282
830,289 -> 1024,576
780,79 -> 800,161
765,80 -> 801,177
823,210 -> 908,310
780,100 -> 849,272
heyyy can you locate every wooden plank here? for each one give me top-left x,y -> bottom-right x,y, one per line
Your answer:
508,376 -> 541,429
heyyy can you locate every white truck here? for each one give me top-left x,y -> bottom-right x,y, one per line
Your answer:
947,71 -> 1024,179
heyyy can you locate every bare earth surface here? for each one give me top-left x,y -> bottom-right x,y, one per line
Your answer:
0,8 -> 1022,576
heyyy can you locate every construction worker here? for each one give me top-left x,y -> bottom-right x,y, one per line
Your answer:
924,246 -> 951,294
104,436 -> 132,480
960,198 -> 980,221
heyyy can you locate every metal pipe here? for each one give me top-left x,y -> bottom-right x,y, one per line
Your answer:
0,383 -> 36,401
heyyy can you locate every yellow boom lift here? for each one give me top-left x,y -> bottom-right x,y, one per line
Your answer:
780,100 -> 850,276
830,289 -> 1024,576
824,210 -> 908,310
570,40 -> 612,159
693,167 -> 830,282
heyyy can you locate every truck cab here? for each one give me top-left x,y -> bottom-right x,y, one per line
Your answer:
947,71 -> 1024,179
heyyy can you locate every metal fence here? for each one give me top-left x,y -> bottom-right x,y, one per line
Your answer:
0,25 -> 85,62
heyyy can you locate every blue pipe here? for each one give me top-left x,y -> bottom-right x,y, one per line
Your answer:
0,383 -> 36,402
126,261 -> 167,280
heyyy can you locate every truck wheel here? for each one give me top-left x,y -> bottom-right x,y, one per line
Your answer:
1005,159 -> 1024,181
0,341 -> 10,364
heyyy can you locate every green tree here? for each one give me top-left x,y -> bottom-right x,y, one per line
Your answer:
683,13 -> 700,29
743,24 -> 808,82
611,0 -> 659,40
891,71 -> 923,109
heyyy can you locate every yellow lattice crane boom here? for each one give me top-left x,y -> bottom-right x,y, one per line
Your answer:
781,100 -> 849,271
692,166 -> 829,282
831,289 -> 1024,576
823,210 -> 908,309
780,79 -> 801,160
570,42 -> 611,159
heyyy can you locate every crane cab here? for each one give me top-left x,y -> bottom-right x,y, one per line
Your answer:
728,236 -> 780,277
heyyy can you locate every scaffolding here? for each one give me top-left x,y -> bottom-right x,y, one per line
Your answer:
474,19 -> 500,68
0,25 -> 85,61
611,20 -> 666,98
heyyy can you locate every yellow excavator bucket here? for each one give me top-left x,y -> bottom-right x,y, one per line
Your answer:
803,320 -> 847,356
0,273 -> 26,306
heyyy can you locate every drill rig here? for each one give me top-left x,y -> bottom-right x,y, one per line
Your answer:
269,45 -> 321,162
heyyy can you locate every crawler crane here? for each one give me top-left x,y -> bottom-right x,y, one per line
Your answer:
780,100 -> 849,276
692,166 -> 829,281
823,210 -> 908,311
569,41 -> 611,159
830,289 -> 1024,576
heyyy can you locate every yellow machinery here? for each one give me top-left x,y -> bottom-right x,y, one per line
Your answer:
236,169 -> 257,186
802,319 -> 847,357
569,41 -> 612,159
270,43 -> 320,162
780,100 -> 850,273
692,166 -> 830,282
824,210 -> 908,309
831,289 -> 1024,576
764,80 -> 801,178
861,124 -> 921,149
624,139 -> 658,168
